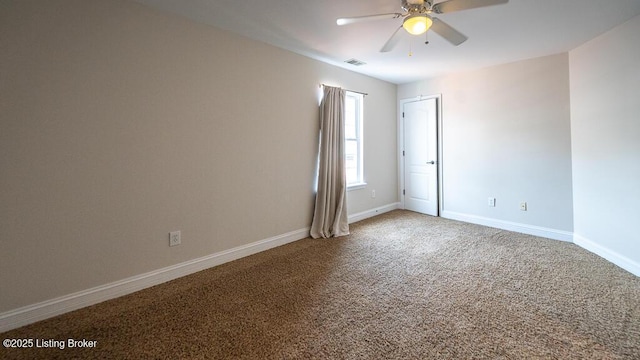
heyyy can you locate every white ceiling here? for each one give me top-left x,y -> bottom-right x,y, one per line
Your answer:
132,0 -> 640,84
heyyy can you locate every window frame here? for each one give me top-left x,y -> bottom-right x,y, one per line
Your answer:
344,91 -> 365,189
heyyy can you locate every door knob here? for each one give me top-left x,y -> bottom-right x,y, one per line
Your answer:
426,161 -> 435,165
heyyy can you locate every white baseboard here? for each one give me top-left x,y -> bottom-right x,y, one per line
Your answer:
440,211 -> 640,277
441,210 -> 574,242
348,202 -> 401,224
573,234 -> 640,277
0,227 -> 310,333
4,211 -> 634,333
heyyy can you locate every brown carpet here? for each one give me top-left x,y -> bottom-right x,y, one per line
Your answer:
2,210 -> 639,359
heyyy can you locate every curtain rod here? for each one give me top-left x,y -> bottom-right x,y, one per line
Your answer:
319,84 -> 368,96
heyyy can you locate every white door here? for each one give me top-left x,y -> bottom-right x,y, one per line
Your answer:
403,98 -> 438,216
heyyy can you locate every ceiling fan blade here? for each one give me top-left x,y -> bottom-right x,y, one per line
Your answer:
432,0 -> 508,14
380,26 -> 404,52
337,13 -> 403,26
430,17 -> 468,45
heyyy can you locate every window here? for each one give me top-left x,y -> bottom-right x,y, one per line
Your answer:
345,91 -> 364,187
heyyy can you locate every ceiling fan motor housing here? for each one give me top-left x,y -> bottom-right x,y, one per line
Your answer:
402,0 -> 433,14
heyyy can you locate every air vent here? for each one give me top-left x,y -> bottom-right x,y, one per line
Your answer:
344,58 -> 366,66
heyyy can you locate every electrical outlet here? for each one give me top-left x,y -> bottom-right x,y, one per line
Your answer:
519,202 -> 527,211
488,197 -> 496,207
372,190 -> 376,199
169,231 -> 181,247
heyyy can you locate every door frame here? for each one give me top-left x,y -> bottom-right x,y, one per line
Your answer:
398,94 -> 444,216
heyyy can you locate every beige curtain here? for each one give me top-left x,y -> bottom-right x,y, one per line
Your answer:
310,86 -> 349,239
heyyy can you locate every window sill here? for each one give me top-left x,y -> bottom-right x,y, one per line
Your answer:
347,183 -> 367,191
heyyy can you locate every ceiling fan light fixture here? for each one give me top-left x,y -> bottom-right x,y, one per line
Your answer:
402,15 -> 432,35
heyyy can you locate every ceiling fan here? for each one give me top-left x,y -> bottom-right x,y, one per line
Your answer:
337,0 -> 508,52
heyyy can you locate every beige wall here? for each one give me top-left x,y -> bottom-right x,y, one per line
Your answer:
569,14 -> 640,274
0,0 -> 397,313
398,54 -> 574,234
